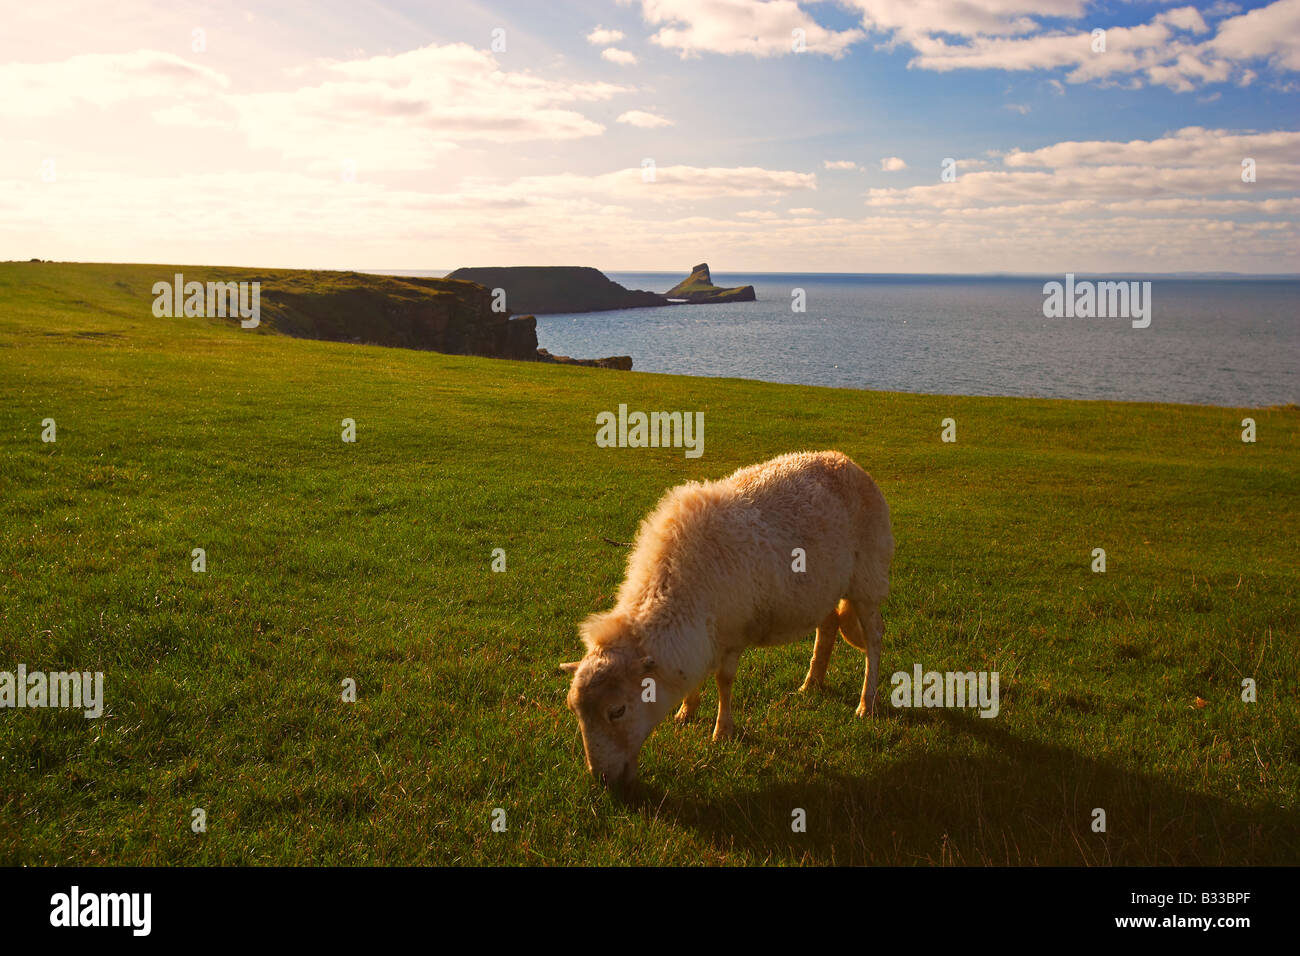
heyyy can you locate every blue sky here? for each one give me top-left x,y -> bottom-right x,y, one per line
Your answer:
3,0 -> 1298,272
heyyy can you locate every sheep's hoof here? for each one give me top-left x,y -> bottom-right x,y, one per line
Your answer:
673,707 -> 695,724
855,697 -> 879,718
799,678 -> 824,694
712,721 -> 734,741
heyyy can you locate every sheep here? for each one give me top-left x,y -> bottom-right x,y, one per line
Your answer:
561,450 -> 894,786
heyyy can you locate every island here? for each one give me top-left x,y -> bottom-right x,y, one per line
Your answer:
665,263 -> 756,304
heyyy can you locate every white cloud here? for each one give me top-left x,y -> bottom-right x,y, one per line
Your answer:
640,0 -> 863,58
220,43 -> 631,170
587,26 -> 626,45
456,164 -> 818,204
1207,2 -> 1243,17
0,50 -> 229,117
601,47 -> 640,65
626,0 -> 1300,88
827,0 -> 1300,92
152,103 -> 233,129
5,151 -> 1296,273
824,159 -> 859,170
1002,126 -> 1300,169
866,128 -> 1300,216
844,0 -> 1085,41
617,109 -> 674,127
886,1 -> 1300,92
880,156 -> 906,171
1210,0 -> 1300,71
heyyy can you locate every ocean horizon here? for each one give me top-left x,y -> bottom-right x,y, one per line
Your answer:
372,270 -> 1299,408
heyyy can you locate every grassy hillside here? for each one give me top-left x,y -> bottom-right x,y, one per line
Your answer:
1,261 -> 1297,865
50,264 -> 542,359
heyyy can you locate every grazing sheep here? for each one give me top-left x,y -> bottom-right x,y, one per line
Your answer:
561,450 -> 894,786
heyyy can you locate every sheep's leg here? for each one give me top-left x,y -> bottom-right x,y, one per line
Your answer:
842,600 -> 884,717
838,599 -> 867,650
674,689 -> 701,723
713,651 -> 740,741
799,608 -> 842,692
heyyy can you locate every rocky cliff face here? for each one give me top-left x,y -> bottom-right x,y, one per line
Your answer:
665,263 -> 756,303
255,270 -> 629,368
261,272 -> 534,357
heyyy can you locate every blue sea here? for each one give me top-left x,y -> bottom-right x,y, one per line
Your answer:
531,273 -> 1299,407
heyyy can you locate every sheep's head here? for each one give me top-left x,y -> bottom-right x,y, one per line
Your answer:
560,612 -> 671,787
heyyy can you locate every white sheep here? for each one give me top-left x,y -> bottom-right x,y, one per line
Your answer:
562,450 -> 894,785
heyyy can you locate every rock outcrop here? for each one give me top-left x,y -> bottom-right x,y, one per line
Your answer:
445,266 -> 670,314
665,263 -> 755,304
536,349 -> 633,370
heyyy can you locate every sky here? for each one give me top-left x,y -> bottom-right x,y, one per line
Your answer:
2,0 -> 1298,273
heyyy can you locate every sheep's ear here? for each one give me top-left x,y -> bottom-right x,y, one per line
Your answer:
558,660 -> 581,674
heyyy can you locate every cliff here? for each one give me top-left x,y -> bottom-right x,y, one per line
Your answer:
665,263 -> 755,303
445,266 -> 669,314
253,270 -> 630,368
259,271 -> 532,356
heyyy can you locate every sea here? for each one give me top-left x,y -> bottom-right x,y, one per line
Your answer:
388,272 -> 1300,407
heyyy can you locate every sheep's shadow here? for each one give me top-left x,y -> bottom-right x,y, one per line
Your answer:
627,710 -> 1299,865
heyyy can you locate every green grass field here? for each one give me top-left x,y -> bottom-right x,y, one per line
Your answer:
1,261 -> 1297,865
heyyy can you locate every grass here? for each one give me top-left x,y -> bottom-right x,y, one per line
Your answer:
1,260 -> 1297,866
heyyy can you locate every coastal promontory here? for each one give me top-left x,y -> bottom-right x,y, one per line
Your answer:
231,268 -> 631,368
445,266 -> 669,314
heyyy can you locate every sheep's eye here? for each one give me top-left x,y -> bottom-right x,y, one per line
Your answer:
608,704 -> 626,721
